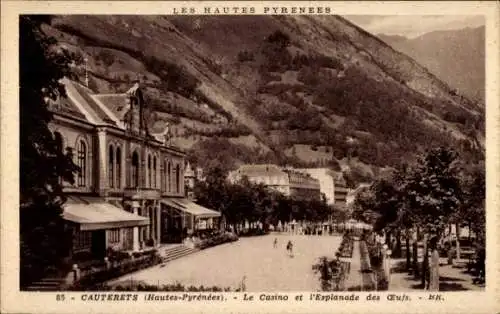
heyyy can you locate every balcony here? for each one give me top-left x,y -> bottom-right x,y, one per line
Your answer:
123,187 -> 161,200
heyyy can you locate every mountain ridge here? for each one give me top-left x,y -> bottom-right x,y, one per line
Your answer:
377,26 -> 485,103
44,15 -> 484,183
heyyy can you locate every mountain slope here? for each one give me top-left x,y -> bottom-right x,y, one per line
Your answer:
378,26 -> 485,103
44,15 -> 485,179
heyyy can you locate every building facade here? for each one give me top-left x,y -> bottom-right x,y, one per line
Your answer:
229,164 -> 321,201
48,78 -> 219,260
284,168 -> 321,201
333,172 -> 349,205
296,168 -> 336,205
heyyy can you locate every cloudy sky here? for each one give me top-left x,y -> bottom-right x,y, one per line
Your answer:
343,15 -> 485,38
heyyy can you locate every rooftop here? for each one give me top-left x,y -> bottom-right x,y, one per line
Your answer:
236,164 -> 286,176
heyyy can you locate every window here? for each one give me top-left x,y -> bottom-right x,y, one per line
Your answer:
116,147 -> 121,188
161,160 -> 166,191
54,132 -> 63,153
167,162 -> 171,192
73,231 -> 91,250
108,145 -> 114,188
54,132 -> 64,184
131,151 -> 139,188
147,155 -> 152,188
176,164 -> 181,193
77,140 -> 87,187
109,229 -> 120,243
153,157 -> 157,188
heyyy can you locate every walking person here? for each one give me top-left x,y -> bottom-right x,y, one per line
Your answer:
286,240 -> 294,257
273,237 -> 278,248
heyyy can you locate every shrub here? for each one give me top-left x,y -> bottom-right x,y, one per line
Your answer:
238,228 -> 268,237
266,30 -> 291,48
237,50 -> 255,62
97,49 -> 116,67
99,283 -> 233,292
312,256 -> 349,291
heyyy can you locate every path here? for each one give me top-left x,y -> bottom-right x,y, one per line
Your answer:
344,240 -> 374,291
388,257 -> 485,291
107,234 -> 342,291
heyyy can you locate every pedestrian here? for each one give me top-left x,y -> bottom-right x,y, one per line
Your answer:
286,240 -> 294,257
273,237 -> 278,248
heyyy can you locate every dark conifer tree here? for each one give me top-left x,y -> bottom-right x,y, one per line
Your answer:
19,15 -> 79,286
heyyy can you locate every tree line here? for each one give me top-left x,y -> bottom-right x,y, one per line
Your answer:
193,167 -> 346,229
353,146 -> 485,287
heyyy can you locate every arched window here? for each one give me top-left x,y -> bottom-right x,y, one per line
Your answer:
153,156 -> 157,188
176,164 -> 180,193
77,140 -> 87,187
131,151 -> 139,188
116,147 -> 121,188
167,162 -> 171,192
147,155 -> 152,188
108,145 -> 114,188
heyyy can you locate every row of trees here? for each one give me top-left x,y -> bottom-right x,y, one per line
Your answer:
353,147 -> 485,288
193,168 -> 344,229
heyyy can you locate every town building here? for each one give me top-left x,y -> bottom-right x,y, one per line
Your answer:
295,168 -> 337,205
228,164 -> 321,201
284,168 -> 322,201
48,78 -> 220,261
184,161 -> 200,200
333,172 -> 349,205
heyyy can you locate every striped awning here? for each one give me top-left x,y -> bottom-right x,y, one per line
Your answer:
63,196 -> 149,231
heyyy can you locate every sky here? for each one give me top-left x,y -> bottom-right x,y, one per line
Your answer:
343,15 -> 485,38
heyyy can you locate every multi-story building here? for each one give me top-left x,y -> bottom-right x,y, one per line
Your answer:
184,161 -> 196,200
284,168 -> 321,201
296,168 -> 337,205
228,164 -> 321,201
333,172 -> 349,205
195,166 -> 204,182
228,164 -> 290,195
48,78 -> 220,260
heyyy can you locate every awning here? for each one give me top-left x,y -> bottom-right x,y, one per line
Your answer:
63,196 -> 149,231
161,198 -> 221,219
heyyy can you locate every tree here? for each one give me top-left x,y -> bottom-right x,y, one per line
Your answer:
455,161 -> 485,247
19,16 -> 79,286
353,147 -> 470,286
194,166 -> 230,215
402,147 -> 463,288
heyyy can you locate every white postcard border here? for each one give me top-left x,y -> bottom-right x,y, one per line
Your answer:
1,1 -> 499,313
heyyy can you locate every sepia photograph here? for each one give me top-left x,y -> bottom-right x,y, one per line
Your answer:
17,12 -> 488,293
1,1 -> 499,313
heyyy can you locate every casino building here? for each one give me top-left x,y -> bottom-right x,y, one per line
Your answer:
48,78 -> 220,260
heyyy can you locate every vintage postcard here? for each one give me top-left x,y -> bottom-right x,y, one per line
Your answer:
1,1 -> 499,313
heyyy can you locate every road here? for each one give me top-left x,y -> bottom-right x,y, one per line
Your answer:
108,234 -> 342,291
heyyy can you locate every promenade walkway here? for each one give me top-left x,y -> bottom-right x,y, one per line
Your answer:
344,241 -> 374,291
107,234 -> 343,291
388,257 -> 484,291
